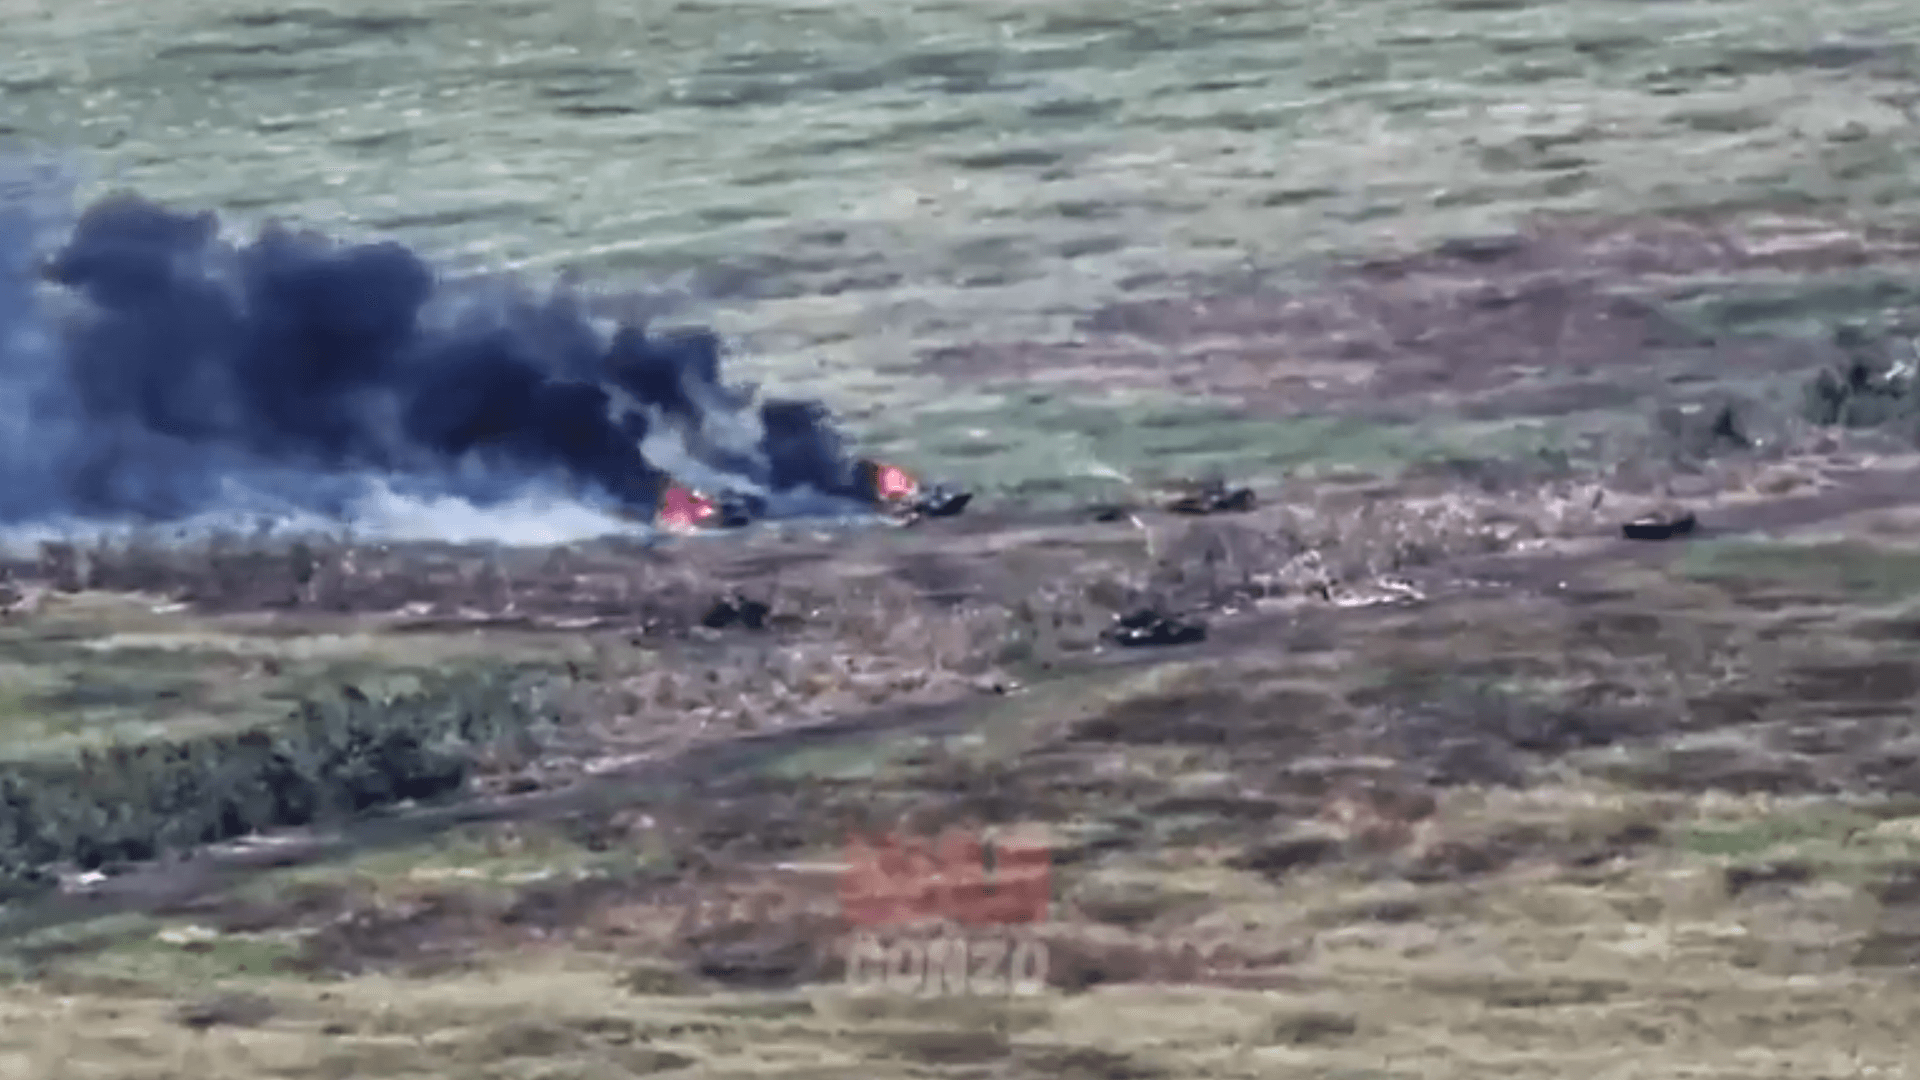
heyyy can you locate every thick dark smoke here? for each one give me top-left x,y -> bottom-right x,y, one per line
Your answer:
0,180 -> 870,535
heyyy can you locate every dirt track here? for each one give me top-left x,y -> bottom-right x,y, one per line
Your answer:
15,450 -> 1920,946
12,209 -> 1920,1018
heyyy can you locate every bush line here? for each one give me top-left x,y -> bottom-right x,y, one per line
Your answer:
0,670 -> 551,900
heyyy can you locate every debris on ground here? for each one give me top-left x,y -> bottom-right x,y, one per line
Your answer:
174,991 -> 278,1031
1621,508 -> 1696,541
701,595 -> 771,630
1654,398 -> 1756,461
1166,479 -> 1256,516
1319,577 -> 1427,608
1802,324 -> 1920,431
1106,608 -> 1208,648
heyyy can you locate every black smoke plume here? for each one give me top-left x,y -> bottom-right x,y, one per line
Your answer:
0,183 -> 870,532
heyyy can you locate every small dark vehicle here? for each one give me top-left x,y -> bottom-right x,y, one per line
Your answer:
702,594 -> 771,630
1167,480 -> 1256,516
855,458 -> 972,523
910,484 -> 972,519
712,491 -> 764,529
1108,608 -> 1207,648
1621,509 -> 1696,541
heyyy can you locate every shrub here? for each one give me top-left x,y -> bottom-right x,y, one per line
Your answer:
0,669 -> 551,897
1801,326 -> 1920,433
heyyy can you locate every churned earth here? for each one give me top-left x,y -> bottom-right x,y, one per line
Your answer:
13,0 -> 1920,1074
4,210 -> 1920,1077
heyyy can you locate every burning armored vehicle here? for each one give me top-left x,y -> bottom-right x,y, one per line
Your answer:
652,457 -> 971,533
18,191 -> 973,538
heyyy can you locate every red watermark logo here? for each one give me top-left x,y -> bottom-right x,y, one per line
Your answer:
837,825 -> 1051,996
845,929 -> 1048,997
837,825 -> 1051,928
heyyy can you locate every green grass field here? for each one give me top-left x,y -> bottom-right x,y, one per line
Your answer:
14,0 -> 1920,1076
13,0 -> 1920,470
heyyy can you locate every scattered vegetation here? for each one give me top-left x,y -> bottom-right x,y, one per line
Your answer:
7,213 -> 1920,1077
1802,325 -> 1920,433
0,671 -> 551,897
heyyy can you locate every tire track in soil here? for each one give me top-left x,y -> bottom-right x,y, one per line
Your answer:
7,461 -> 1920,943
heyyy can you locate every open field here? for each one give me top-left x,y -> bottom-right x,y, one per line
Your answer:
14,0 -> 1920,1077
13,0 -> 1920,485
5,404 -> 1920,1077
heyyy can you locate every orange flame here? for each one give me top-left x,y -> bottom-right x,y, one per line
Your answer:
874,462 -> 918,503
656,484 -> 717,531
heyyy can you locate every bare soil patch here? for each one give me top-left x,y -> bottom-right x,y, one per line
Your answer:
14,215 -> 1920,1079
923,213 -> 1920,420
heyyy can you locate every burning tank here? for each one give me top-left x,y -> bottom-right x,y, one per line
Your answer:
651,458 -> 971,533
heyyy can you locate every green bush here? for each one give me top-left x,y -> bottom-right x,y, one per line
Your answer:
0,670 -> 551,898
1801,326 -> 1920,433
